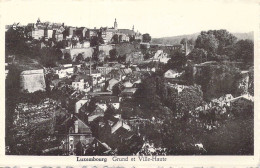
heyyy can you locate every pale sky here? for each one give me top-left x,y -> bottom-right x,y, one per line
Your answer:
1,0 -> 258,38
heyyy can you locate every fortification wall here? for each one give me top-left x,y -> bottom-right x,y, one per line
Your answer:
61,48 -> 94,61
20,69 -> 46,93
99,45 -> 114,55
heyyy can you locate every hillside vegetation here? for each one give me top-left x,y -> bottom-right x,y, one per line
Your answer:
152,31 -> 253,45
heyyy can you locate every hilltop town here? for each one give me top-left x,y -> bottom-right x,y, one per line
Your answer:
5,18 -> 254,155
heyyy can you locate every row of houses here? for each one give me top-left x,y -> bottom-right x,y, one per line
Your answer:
50,60 -> 159,155
7,18 -> 142,44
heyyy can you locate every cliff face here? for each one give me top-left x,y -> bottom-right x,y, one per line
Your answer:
20,69 -> 46,93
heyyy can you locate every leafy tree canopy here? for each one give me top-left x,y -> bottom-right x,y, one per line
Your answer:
142,33 -> 152,43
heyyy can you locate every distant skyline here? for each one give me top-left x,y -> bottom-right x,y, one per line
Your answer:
1,0 -> 257,38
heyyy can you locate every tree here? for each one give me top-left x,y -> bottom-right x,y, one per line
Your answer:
112,83 -> 124,96
212,29 -> 237,54
142,33 -> 151,43
87,98 -> 97,113
71,39 -> 78,48
165,50 -> 187,71
188,39 -> 195,45
92,48 -> 100,63
64,53 -> 71,60
39,48 -> 62,67
180,38 -> 188,45
56,41 -> 66,49
134,75 -> 165,117
248,66 -> 254,95
204,116 -> 253,155
187,48 -> 208,64
140,43 -> 148,55
75,141 -> 84,155
234,39 -> 253,64
90,36 -> 99,47
112,34 -> 119,44
76,53 -> 84,63
176,85 -> 204,119
118,54 -> 126,63
104,104 -> 116,121
162,86 -> 178,111
5,27 -> 28,56
119,35 -> 122,43
85,57 -> 91,62
194,64 -> 240,100
129,36 -> 135,42
109,49 -> 118,61
195,31 -> 219,53
195,30 -> 237,57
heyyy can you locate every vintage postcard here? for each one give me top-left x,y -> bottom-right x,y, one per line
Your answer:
0,0 -> 259,167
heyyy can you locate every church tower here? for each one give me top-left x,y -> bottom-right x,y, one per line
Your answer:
132,25 -> 134,31
114,18 -> 118,30
36,18 -> 41,26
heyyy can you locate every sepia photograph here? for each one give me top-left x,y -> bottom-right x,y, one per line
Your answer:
3,0 -> 256,157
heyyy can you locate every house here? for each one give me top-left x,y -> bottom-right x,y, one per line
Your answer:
96,66 -> 113,76
111,119 -> 131,134
107,69 -> 124,81
211,94 -> 234,106
82,41 -> 90,48
95,96 -> 120,109
54,31 -> 63,41
166,83 -> 188,94
107,78 -> 120,91
85,138 -> 112,155
54,64 -> 74,78
46,28 -> 53,39
230,94 -> 254,103
151,50 -> 170,63
88,105 -> 106,122
75,27 -> 88,40
123,81 -> 133,88
67,27 -> 77,38
120,68 -> 133,76
75,97 -> 90,114
63,115 -> 93,155
50,78 -> 65,90
153,50 -> 164,59
124,73 -> 141,84
71,75 -> 92,92
32,28 -> 45,40
119,88 -> 138,98
86,28 -> 99,40
164,69 -> 182,79
89,70 -> 101,78
126,52 -> 144,64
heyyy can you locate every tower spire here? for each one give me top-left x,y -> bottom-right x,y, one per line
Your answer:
114,18 -> 118,30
